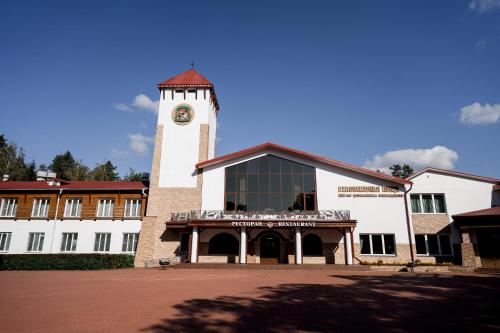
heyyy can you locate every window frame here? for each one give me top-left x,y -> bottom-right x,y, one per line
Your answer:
410,194 -> 447,214
0,232 -> 12,252
415,234 -> 453,256
60,232 -> 78,252
123,199 -> 141,218
359,234 -> 397,256
94,233 -> 111,252
63,198 -> 83,218
27,232 -> 45,252
31,198 -> 50,218
96,198 -> 115,218
0,198 -> 18,217
122,233 -> 139,253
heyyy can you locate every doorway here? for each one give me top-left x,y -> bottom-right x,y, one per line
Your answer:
260,233 -> 280,264
477,229 -> 500,268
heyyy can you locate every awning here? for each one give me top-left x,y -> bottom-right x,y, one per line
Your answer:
453,207 -> 500,228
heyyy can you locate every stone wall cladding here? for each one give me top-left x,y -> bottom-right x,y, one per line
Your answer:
135,125 -> 210,267
354,243 -> 413,264
303,256 -> 326,264
334,244 -> 345,264
412,214 -> 451,234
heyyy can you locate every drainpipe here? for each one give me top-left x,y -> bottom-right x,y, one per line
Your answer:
403,183 -> 415,262
50,189 -> 63,253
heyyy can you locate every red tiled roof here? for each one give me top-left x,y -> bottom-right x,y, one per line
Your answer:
157,68 -> 219,112
453,206 -> 500,218
0,180 -> 148,191
196,142 -> 412,185
158,68 -> 213,88
408,167 -> 500,184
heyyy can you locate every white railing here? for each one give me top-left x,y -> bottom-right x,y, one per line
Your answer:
171,210 -> 351,222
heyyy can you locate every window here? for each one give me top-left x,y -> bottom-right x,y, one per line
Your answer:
180,233 -> 189,252
96,199 -> 114,217
303,234 -> 323,256
27,232 -> 45,252
359,234 -> 396,255
0,232 -> 12,251
410,194 -> 447,214
225,155 -> 316,212
94,233 -> 111,252
64,198 -> 82,218
60,233 -> 78,252
124,199 -> 141,217
415,234 -> 452,256
0,198 -> 18,217
208,233 -> 239,255
122,233 -> 139,252
31,198 -> 50,218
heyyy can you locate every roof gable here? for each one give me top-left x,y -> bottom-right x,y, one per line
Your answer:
196,142 -> 412,185
408,167 -> 500,184
157,68 -> 213,88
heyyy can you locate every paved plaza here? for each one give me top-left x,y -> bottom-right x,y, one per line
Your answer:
0,268 -> 499,332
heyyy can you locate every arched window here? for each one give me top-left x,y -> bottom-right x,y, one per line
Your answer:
303,234 -> 323,256
224,155 -> 316,212
208,233 -> 239,255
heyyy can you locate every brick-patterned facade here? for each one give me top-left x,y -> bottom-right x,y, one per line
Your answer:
412,214 -> 451,234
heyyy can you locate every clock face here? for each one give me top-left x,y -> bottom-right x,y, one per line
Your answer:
172,104 -> 194,125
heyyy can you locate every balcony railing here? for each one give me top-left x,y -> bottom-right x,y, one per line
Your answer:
171,210 -> 351,222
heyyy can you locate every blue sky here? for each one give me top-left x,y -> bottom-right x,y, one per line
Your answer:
1,0 -> 499,177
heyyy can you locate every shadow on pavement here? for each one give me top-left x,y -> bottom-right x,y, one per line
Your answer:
143,273 -> 500,333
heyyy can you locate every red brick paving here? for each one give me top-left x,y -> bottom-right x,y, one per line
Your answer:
0,268 -> 499,332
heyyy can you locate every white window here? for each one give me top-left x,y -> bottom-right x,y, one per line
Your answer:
416,234 -> 452,256
27,232 -> 45,252
124,199 -> 141,218
0,198 -> 18,217
0,232 -> 12,251
410,194 -> 447,214
360,234 -> 396,255
96,199 -> 114,217
31,198 -> 50,218
122,233 -> 139,252
60,233 -> 78,252
64,199 -> 82,218
94,233 -> 111,252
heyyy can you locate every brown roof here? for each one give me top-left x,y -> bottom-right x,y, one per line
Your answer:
494,185 -> 500,191
196,142 -> 412,185
408,167 -> 500,184
157,68 -> 219,111
453,206 -> 500,218
0,180 -> 148,191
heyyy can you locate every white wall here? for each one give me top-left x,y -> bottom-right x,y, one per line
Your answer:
0,219 -> 141,254
201,150 -> 411,244
410,172 -> 495,218
157,88 -> 217,188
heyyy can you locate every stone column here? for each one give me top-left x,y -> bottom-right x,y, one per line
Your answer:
461,230 -> 476,269
190,226 -> 199,264
240,227 -> 247,264
344,227 -> 353,265
295,227 -> 302,264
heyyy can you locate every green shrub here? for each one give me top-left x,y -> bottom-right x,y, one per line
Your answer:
0,254 -> 135,270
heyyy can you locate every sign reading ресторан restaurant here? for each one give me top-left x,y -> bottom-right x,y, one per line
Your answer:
231,221 -> 317,228
337,185 -> 403,198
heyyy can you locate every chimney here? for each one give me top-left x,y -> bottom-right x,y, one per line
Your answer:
2,174 -> 9,182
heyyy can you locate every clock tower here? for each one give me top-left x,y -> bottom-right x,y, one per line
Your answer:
134,68 -> 219,266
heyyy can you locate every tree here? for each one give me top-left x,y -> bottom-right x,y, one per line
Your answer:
0,134 -> 33,180
123,167 -> 143,181
390,164 -> 414,179
50,151 -> 77,180
91,161 -> 119,181
25,160 -> 37,181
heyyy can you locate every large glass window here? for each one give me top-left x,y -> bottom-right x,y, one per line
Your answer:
359,234 -> 396,255
225,155 -> 316,212
415,234 -> 452,256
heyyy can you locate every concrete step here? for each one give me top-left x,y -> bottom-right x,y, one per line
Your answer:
165,263 -> 372,271
475,267 -> 500,274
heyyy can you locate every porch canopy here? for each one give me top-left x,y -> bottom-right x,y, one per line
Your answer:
453,206 -> 500,228
166,210 -> 357,229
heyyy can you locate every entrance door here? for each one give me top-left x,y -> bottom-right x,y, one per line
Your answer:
477,229 -> 500,268
260,233 -> 280,264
